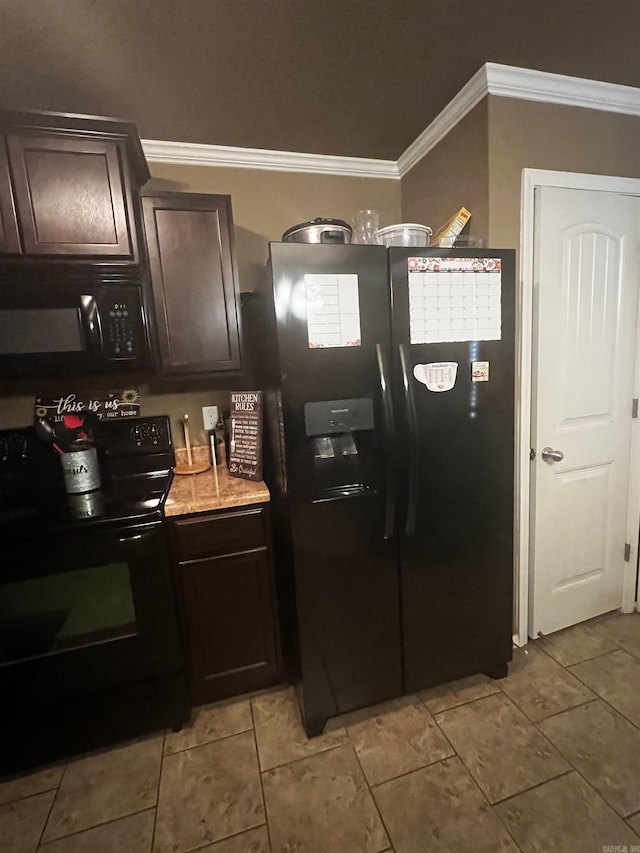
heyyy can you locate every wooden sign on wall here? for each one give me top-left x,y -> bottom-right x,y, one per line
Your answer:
34,389 -> 141,422
228,391 -> 263,481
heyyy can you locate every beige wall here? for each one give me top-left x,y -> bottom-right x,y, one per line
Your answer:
147,163 -> 401,292
400,101 -> 489,244
487,96 -> 640,248
0,387 -> 230,448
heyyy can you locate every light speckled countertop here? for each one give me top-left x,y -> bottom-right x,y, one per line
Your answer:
164,446 -> 270,517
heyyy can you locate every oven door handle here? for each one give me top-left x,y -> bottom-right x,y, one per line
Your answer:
118,531 -> 154,544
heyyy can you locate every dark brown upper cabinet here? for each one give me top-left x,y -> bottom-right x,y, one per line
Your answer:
7,135 -> 133,258
0,110 -> 149,260
142,192 -> 242,376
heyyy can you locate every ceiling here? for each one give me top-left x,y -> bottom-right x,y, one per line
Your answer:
1,0 -> 639,161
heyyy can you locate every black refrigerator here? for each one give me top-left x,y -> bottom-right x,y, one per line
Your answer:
258,242 -> 514,736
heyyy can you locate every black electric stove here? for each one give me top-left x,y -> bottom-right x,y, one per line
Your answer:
0,416 -> 190,775
0,415 -> 174,532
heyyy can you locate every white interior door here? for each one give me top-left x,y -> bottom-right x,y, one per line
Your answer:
530,186 -> 640,637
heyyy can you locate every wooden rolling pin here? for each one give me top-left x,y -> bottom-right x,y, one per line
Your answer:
184,412 -> 193,466
173,412 -> 211,475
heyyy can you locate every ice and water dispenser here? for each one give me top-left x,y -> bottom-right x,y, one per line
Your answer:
304,398 -> 377,501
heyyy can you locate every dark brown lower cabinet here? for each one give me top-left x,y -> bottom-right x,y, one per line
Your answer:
169,504 -> 280,705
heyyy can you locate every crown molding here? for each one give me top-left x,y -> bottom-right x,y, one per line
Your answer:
397,63 -> 640,178
396,65 -> 489,178
143,64 -> 640,182
485,62 -> 640,116
141,138 -> 399,179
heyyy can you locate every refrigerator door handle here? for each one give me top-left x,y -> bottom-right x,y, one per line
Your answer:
399,343 -> 418,536
376,343 -> 396,540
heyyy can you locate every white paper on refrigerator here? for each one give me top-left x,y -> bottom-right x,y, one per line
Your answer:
407,257 -> 502,344
305,274 -> 361,348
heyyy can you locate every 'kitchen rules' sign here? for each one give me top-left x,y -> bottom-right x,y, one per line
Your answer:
228,391 -> 263,481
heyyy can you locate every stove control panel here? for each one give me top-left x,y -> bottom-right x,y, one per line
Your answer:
0,429 -> 53,470
130,420 -> 164,448
0,433 -> 28,462
96,416 -> 172,456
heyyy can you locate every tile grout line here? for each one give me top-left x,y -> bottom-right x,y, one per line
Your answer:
36,762 -> 67,849
164,723 -> 254,756
255,688 -> 351,770
527,707 -> 627,817
368,755 -> 454,792
527,696 -> 599,724
0,774 -> 64,809
496,689 -> 599,727
149,728 -> 166,853
437,751 -> 528,853
250,698 -> 274,853
418,688 -> 502,718
345,737 -> 394,853
491,768 -> 575,808
38,805 -> 156,849
420,702 -> 459,763
590,618 -> 640,648
431,690 -> 506,726
534,632 -> 624,667
177,823 -> 271,853
258,739 -> 347,774
427,706 -> 518,807
564,658 -> 640,734
359,748 -> 461,792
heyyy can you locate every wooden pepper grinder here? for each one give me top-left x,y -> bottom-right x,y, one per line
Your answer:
173,412 -> 211,475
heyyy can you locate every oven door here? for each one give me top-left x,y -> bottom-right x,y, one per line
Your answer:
0,520 -> 183,708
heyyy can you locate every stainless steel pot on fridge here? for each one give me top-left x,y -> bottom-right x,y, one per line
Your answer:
282,218 -> 352,244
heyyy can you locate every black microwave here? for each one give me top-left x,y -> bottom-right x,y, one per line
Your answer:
0,265 -> 151,378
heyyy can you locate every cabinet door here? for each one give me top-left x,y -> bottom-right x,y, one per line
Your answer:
180,547 -> 278,704
7,134 -> 134,258
0,139 -> 20,254
142,193 -> 241,375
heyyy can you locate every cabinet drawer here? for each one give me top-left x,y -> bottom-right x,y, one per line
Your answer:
172,506 -> 266,560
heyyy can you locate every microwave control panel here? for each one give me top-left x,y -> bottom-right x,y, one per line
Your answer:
98,289 -> 145,361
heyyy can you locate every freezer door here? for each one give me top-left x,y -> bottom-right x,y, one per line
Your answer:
269,242 -> 402,732
390,248 -> 515,692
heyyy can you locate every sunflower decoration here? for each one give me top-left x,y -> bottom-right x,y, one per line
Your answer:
120,388 -> 140,405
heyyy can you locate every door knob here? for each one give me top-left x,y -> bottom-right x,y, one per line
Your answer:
541,446 -> 564,463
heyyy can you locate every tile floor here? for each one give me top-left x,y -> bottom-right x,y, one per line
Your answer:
3,611 -> 640,852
